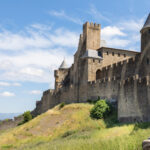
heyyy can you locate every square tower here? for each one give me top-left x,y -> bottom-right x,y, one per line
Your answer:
83,22 -> 101,50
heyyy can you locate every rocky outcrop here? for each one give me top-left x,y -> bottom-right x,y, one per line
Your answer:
142,138 -> 150,150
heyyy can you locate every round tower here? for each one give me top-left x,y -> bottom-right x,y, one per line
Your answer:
141,13 -> 150,52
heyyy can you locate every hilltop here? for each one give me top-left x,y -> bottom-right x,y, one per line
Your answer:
0,103 -> 150,150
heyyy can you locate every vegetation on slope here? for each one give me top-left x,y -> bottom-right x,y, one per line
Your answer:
0,103 -> 150,150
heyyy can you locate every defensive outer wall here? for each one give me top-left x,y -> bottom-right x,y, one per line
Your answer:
32,14 -> 150,123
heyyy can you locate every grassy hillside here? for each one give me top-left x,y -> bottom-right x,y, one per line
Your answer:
0,103 -> 150,150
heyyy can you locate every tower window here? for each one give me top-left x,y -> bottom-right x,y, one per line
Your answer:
118,53 -> 120,57
93,59 -> 95,62
107,51 -> 109,55
124,54 -> 126,57
147,58 -> 149,65
98,51 -> 102,57
112,52 -> 114,56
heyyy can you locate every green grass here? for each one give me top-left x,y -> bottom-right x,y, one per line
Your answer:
0,103 -> 149,150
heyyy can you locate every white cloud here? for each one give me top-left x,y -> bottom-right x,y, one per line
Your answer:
101,26 -> 129,48
118,19 -> 144,31
30,90 -> 42,95
101,18 -> 145,50
101,26 -> 126,38
0,81 -> 21,87
0,25 -> 79,51
50,28 -> 79,47
106,38 -> 130,48
0,91 -> 15,97
0,82 -> 10,86
49,10 -> 82,25
20,67 -> 43,77
0,23 -> 76,86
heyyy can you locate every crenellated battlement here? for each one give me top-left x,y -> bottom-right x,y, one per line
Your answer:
83,22 -> 100,29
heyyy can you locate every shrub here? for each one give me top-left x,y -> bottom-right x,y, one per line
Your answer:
18,111 -> 32,125
59,102 -> 65,109
90,100 -> 111,119
23,111 -> 32,123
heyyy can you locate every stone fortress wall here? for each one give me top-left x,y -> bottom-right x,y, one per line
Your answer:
32,14 -> 150,123
0,115 -> 23,131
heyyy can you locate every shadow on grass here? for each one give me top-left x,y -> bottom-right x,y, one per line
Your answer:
103,110 -> 150,132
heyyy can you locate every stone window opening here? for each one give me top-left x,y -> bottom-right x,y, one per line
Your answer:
107,51 -> 109,55
93,59 -> 95,63
147,58 -> 149,65
98,51 -> 102,57
112,52 -> 114,56
149,29 -> 150,34
118,53 -> 120,57
96,69 -> 101,80
124,54 -> 126,57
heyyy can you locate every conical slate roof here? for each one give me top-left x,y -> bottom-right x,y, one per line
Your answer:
59,59 -> 68,69
142,13 -> 150,30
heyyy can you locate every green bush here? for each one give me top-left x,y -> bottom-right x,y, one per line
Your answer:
23,111 -> 32,123
90,100 -> 111,119
18,111 -> 32,126
59,102 -> 65,109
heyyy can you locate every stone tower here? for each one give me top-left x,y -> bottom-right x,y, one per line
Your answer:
54,59 -> 68,91
141,13 -> 150,52
83,22 -> 101,50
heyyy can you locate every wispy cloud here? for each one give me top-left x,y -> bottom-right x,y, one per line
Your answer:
88,4 -> 111,23
0,82 -> 21,87
49,10 -> 83,25
0,91 -> 15,97
0,24 -> 76,86
0,25 -> 79,51
30,90 -> 42,95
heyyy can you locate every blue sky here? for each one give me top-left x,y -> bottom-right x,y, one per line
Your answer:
0,0 -> 149,113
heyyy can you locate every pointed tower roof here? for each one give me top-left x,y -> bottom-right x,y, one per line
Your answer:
59,59 -> 68,69
141,13 -> 150,31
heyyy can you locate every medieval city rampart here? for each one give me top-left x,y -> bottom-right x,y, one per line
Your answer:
32,14 -> 150,123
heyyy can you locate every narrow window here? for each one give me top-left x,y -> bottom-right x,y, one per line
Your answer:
124,54 -> 126,57
107,51 -> 109,55
147,58 -> 149,65
118,53 -> 120,57
98,51 -> 102,57
99,60 -> 101,63
149,29 -> 150,34
112,52 -> 114,56
96,69 -> 101,80
93,59 -> 95,62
